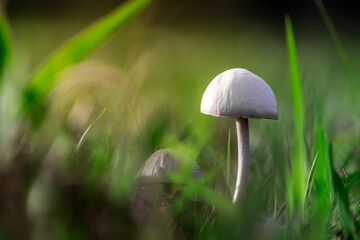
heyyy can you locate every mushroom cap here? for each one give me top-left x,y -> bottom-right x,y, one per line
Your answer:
138,149 -> 203,185
201,68 -> 278,119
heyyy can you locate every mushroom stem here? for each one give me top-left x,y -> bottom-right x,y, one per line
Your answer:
233,117 -> 250,204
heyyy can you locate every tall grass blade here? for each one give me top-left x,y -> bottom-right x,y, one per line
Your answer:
226,128 -> 231,186
285,15 -> 306,216
315,0 -> 359,109
24,0 -> 151,125
0,5 -> 11,78
328,145 -> 358,239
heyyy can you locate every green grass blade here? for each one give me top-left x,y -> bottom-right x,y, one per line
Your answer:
354,201 -> 360,216
315,0 -> 358,109
343,171 -> 360,190
24,0 -> 151,124
226,128 -> 231,186
328,145 -> 358,239
76,107 -> 107,152
285,15 -> 306,216
309,122 -> 332,239
304,152 -> 318,201
275,201 -> 287,221
0,5 -> 12,78
285,162 -> 294,218
186,182 -> 236,216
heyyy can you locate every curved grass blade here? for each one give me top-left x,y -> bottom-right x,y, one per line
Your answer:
343,171 -> 360,190
285,15 -> 306,217
315,0 -> 359,110
304,152 -> 318,201
0,5 -> 11,78
354,201 -> 360,216
76,107 -> 107,152
24,0 -> 151,125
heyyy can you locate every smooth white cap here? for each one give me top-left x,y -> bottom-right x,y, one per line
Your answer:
201,68 -> 278,119
138,149 -> 202,185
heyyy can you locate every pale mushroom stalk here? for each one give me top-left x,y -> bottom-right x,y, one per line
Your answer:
233,117 -> 249,203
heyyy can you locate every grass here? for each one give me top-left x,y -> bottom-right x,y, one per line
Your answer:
24,0 -> 151,126
285,15 -> 306,218
315,0 -> 359,113
0,5 -> 11,78
328,143 -> 358,239
0,0 -> 359,239
308,120 -> 331,239
76,107 -> 107,152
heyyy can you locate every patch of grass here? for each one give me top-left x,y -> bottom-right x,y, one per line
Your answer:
328,144 -> 358,239
0,1 -> 359,239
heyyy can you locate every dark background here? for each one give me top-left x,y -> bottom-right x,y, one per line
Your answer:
4,0 -> 360,22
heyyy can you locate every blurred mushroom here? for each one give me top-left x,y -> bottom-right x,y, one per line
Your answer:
132,149 -> 203,239
137,148 -> 202,185
201,68 -> 278,203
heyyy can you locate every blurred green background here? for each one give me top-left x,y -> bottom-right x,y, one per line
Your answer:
0,0 -> 360,239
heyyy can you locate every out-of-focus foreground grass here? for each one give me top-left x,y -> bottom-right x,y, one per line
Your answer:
1,0 -> 360,239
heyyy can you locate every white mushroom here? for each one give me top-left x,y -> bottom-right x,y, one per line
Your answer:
201,68 -> 278,203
